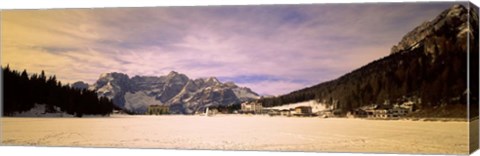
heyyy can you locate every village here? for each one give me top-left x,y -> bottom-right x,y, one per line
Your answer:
143,98 -> 418,119
235,100 -> 416,119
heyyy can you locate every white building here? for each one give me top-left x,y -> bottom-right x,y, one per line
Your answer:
241,101 -> 263,114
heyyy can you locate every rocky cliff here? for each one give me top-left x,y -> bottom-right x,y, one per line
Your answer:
75,71 -> 259,114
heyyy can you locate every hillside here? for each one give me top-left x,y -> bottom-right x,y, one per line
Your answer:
259,4 -> 479,118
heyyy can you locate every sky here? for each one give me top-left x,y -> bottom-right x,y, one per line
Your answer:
1,2 -> 461,96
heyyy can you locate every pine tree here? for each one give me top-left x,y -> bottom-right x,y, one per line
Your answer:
2,67 -> 115,117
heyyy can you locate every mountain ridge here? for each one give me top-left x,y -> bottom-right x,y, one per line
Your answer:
74,71 -> 259,114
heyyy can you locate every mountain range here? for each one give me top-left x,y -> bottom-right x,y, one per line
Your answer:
73,71 -> 259,114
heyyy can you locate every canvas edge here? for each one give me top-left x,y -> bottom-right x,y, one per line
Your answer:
468,1 -> 480,154
0,10 -> 4,145
0,1 -> 477,155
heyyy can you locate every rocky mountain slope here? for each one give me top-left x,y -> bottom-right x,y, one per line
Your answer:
259,4 -> 479,118
74,71 -> 259,114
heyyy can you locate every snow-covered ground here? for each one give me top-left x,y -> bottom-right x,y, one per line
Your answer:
11,104 -> 73,117
9,104 -> 105,118
266,100 -> 328,113
1,115 -> 471,154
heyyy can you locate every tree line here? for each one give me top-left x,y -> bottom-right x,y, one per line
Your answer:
3,66 -> 114,117
259,39 -> 476,118
207,103 -> 242,113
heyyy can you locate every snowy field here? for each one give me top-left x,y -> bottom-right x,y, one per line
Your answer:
266,100 -> 328,113
1,115 -> 472,154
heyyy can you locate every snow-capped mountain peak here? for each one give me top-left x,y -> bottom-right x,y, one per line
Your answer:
76,71 -> 260,114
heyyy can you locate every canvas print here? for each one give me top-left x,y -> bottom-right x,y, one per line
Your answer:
1,1 -> 479,155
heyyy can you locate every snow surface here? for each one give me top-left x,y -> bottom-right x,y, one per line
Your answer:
1,115 -> 471,154
9,104 -> 107,118
232,88 -> 259,100
11,104 -> 73,117
266,100 -> 328,113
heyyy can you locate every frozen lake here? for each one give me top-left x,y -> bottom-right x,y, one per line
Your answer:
0,115 -> 472,154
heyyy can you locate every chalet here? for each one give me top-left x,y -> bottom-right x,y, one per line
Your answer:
280,109 -> 293,116
354,104 -> 410,119
241,101 -> 263,114
316,109 -> 342,118
373,108 -> 390,118
367,104 -> 392,118
391,104 -> 410,117
147,105 -> 169,115
293,106 -> 313,116
351,108 -> 368,118
348,109 -> 361,118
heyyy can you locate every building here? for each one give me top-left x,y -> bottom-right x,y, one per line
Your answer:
355,104 -> 410,119
280,109 -> 293,116
241,101 -> 263,114
390,104 -> 409,117
147,105 -> 169,115
293,106 -> 313,116
373,108 -> 390,118
365,104 -> 392,118
315,109 -> 342,118
350,109 -> 367,118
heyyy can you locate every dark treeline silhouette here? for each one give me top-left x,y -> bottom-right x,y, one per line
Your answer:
207,103 -> 242,113
2,66 -> 114,117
